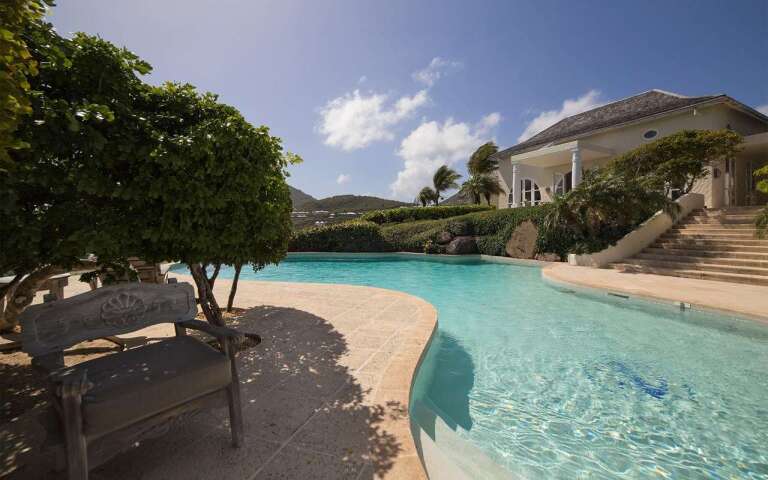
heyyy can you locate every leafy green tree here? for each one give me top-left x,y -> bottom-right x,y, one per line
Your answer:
432,165 -> 461,205
609,130 -> 742,195
118,83 -> 293,325
1,21 -> 152,330
467,141 -> 499,175
0,0 -> 51,168
1,18 -> 293,330
417,186 -> 437,206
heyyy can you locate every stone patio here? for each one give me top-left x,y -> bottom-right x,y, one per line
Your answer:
1,274 -> 437,479
543,263 -> 768,323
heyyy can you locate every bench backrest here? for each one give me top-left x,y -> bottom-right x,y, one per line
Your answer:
20,282 -> 197,357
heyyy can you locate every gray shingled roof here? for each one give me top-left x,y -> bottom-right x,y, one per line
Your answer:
495,90 -> 724,158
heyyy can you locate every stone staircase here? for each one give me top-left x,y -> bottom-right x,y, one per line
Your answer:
610,206 -> 768,286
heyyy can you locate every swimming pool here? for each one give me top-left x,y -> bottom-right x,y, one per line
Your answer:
210,253 -> 768,479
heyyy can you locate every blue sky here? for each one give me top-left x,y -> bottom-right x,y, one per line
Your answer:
49,0 -> 768,201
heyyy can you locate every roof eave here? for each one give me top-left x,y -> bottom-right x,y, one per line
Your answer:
496,95 -> 768,160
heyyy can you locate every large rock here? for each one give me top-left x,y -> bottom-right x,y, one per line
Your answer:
436,231 -> 454,245
446,236 -> 478,255
505,220 -> 538,259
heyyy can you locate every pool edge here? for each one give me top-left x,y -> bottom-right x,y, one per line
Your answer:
541,264 -> 768,325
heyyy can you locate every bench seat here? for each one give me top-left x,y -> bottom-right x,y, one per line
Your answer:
54,336 -> 231,438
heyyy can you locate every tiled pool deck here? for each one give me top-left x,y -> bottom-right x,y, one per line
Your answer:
543,263 -> 768,323
3,275 -> 437,479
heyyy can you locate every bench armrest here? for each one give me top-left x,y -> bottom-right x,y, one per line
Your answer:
50,369 -> 94,398
178,320 -> 246,349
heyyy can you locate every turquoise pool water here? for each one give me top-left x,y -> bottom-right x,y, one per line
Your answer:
209,254 -> 768,478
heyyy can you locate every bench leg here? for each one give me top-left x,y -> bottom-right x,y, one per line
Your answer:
61,388 -> 89,479
226,362 -> 244,448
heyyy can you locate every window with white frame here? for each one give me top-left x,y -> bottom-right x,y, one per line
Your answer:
521,178 -> 541,206
553,172 -> 572,196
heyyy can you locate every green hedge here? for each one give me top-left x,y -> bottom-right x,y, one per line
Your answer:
360,204 -> 492,224
290,206 -> 576,259
289,221 -> 392,252
381,218 -> 453,252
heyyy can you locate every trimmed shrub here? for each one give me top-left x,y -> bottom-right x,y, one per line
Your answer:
289,221 -> 392,252
380,218 -> 452,252
361,204 -> 492,225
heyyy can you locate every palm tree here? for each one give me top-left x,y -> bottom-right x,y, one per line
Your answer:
468,142 -> 499,175
459,174 -> 503,205
432,165 -> 461,205
417,186 -> 437,206
460,142 -> 502,205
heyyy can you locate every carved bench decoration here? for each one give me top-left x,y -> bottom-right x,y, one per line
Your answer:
19,282 -> 246,480
100,292 -> 147,326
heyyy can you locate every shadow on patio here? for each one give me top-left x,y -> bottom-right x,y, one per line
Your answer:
73,305 -> 407,479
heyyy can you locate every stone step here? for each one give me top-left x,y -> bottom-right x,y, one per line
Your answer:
618,258 -> 768,277
644,247 -> 768,260
610,263 -> 768,286
705,206 -> 765,214
673,224 -> 756,230
635,253 -> 768,268
653,241 -> 768,251
660,232 -> 764,241
683,215 -> 755,224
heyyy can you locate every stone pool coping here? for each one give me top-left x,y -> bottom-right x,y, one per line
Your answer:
543,263 -> 768,324
4,274 -> 438,480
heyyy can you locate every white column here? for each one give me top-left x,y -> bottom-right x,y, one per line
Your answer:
571,147 -> 582,188
511,163 -> 521,208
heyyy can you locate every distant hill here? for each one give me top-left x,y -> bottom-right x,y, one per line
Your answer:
289,191 -> 411,230
289,186 -> 316,208
296,195 -> 410,213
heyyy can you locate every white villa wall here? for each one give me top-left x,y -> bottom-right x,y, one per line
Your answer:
498,104 -> 768,209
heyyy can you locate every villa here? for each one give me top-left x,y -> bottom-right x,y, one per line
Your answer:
492,89 -> 768,209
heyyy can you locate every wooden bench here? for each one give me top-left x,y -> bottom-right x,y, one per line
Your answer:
19,282 -> 245,480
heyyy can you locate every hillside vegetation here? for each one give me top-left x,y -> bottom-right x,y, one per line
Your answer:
290,205 -> 572,258
296,194 -> 409,212
361,204 -> 491,224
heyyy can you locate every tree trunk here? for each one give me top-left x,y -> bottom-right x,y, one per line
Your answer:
208,263 -> 221,288
0,274 -> 23,300
189,263 -> 225,326
226,263 -> 242,312
2,265 -> 66,332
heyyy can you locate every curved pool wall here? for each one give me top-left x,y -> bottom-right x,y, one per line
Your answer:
194,253 -> 768,479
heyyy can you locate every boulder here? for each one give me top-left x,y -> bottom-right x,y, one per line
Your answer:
505,220 -> 538,259
535,252 -> 561,262
436,231 -> 454,244
446,236 -> 478,255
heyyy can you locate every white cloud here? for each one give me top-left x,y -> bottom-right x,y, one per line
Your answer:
318,89 -> 429,151
336,173 -> 351,185
358,75 -> 367,84
518,90 -> 604,142
412,57 -> 463,87
757,103 -> 768,116
390,113 -> 501,199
